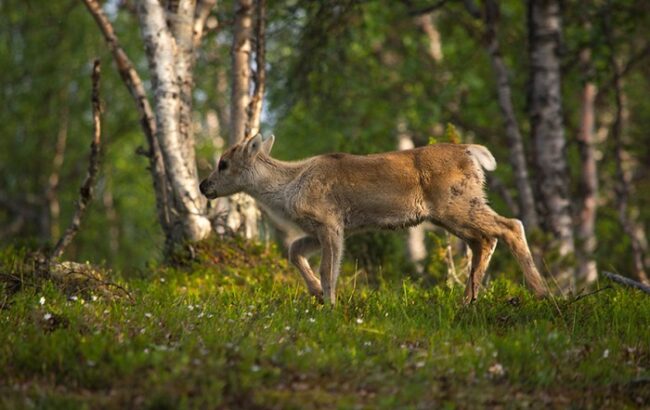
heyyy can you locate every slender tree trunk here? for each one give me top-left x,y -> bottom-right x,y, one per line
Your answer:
226,0 -> 261,239
166,0 -> 199,180
46,101 -> 69,242
481,0 -> 539,230
396,119 -> 427,272
230,0 -> 254,144
528,0 -> 575,286
102,180 -> 120,262
609,52 -> 649,284
138,0 -> 211,244
575,47 -> 599,284
246,0 -> 266,137
414,12 -> 443,63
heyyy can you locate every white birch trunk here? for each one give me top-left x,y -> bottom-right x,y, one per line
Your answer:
576,47 -> 599,284
528,0 -> 575,286
138,0 -> 211,242
396,119 -> 427,272
226,0 -> 260,239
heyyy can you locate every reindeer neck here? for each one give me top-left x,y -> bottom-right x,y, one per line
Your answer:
245,155 -> 308,206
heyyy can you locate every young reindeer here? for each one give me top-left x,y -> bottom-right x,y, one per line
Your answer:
199,133 -> 547,305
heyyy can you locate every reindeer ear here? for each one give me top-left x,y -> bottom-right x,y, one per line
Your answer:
261,134 -> 275,155
245,133 -> 264,156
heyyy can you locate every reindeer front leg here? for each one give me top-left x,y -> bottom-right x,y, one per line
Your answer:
317,225 -> 344,305
288,236 -> 323,301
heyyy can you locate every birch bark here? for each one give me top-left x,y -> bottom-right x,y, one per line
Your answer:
528,0 -> 575,285
138,0 -> 211,242
575,48 -> 599,284
226,0 -> 260,239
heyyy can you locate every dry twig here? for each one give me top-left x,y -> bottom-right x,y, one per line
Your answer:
50,60 -> 102,260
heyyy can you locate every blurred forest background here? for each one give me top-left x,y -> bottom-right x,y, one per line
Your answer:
1,0 -> 649,290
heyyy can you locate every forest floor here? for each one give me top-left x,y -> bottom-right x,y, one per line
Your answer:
1,238 -> 649,409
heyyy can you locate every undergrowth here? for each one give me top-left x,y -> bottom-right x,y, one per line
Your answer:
0,238 -> 649,409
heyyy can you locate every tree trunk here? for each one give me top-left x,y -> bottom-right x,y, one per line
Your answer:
166,0 -> 199,182
396,119 -> 427,272
609,53 -> 649,285
414,12 -> 443,63
482,0 -> 539,230
138,0 -> 211,244
45,100 -> 69,242
575,47 -> 599,284
527,0 -> 575,286
226,0 -> 261,239
230,0 -> 254,144
246,0 -> 266,137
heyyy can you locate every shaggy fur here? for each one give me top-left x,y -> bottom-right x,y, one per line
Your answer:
200,134 -> 547,304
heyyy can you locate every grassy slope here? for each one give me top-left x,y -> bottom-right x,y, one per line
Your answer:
1,239 -> 649,409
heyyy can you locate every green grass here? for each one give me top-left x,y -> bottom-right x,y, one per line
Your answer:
1,240 -> 649,409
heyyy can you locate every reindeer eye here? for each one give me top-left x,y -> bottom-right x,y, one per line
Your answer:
218,160 -> 228,171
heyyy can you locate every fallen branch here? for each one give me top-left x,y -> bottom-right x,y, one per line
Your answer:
602,271 -> 650,295
50,60 -> 102,260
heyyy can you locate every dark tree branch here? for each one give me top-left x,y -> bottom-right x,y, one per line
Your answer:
602,271 -> 650,295
407,0 -> 449,16
595,42 -> 650,106
51,60 -> 103,260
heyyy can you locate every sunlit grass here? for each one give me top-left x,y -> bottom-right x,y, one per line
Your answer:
1,241 -> 649,408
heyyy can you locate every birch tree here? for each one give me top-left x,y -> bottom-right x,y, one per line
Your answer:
527,0 -> 575,285
83,0 -> 217,250
225,0 -> 266,239
472,0 -> 539,231
575,46 -> 599,284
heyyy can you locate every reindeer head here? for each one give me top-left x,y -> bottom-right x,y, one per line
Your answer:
199,133 -> 275,199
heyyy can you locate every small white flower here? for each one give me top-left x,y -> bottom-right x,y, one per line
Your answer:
415,361 -> 426,368
603,349 -> 610,359
86,360 -> 96,367
140,328 -> 146,334
285,326 -> 291,331
188,305 -> 195,311
144,313 -> 153,318
308,318 -> 316,323
364,341 -> 372,347
43,313 -> 52,321
197,312 -> 205,319
39,296 -> 46,305
207,314 -> 214,319
70,295 -> 78,302
160,278 -> 166,283
251,365 -> 261,372
91,295 -> 98,302
488,363 -> 505,377
143,348 -> 150,354
356,318 -> 364,324
103,309 -> 110,315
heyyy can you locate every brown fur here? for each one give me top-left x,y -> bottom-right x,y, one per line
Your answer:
200,134 -> 548,305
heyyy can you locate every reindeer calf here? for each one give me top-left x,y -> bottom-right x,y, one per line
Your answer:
199,134 -> 547,305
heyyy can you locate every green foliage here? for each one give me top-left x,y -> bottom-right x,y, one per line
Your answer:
1,244 -> 649,408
